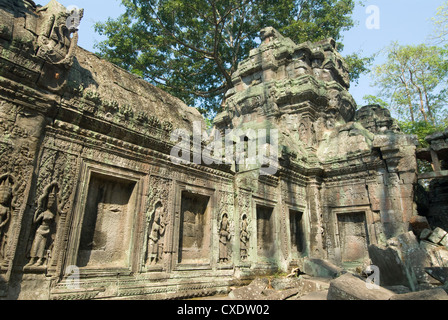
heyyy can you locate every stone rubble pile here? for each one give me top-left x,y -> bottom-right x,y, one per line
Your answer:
370,225 -> 448,287
228,275 -> 332,301
227,228 -> 448,301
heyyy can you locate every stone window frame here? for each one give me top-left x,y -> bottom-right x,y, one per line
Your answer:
64,160 -> 146,276
331,205 -> 377,266
172,182 -> 216,271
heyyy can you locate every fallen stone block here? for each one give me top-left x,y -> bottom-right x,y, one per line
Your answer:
228,277 -> 305,301
368,244 -> 411,288
389,288 -> 448,300
420,228 -> 432,240
270,277 -> 301,291
296,276 -> 331,297
393,232 -> 432,286
296,290 -> 328,300
428,227 -> 448,244
228,278 -> 268,300
264,288 -> 301,300
440,234 -> 448,248
425,267 -> 448,284
420,239 -> 440,252
303,258 -> 344,279
422,243 -> 448,267
384,285 -> 411,294
327,273 -> 395,300
434,247 -> 448,267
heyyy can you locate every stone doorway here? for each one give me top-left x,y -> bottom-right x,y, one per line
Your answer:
77,173 -> 136,268
256,205 -> 275,260
178,192 -> 211,264
337,212 -> 369,266
290,210 -> 305,256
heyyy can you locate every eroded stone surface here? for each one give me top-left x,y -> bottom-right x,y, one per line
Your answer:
327,273 -> 395,300
390,288 -> 448,301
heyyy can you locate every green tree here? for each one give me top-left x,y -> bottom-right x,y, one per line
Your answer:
431,0 -> 448,45
366,42 -> 448,127
344,52 -> 373,86
95,0 -> 365,116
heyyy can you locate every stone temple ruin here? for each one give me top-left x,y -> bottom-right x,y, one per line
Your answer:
0,0 -> 447,300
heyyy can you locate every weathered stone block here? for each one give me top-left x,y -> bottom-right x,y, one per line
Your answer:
420,239 -> 440,252
0,10 -> 13,41
264,288 -> 301,300
389,288 -> 448,300
434,247 -> 448,267
228,278 -> 269,300
393,232 -> 432,286
296,276 -> 331,297
425,267 -> 448,284
270,277 -> 301,291
420,228 -> 432,240
368,244 -> 411,288
428,227 -> 448,244
441,234 -> 448,248
327,273 -> 395,300
421,241 -> 448,267
296,290 -> 329,300
383,285 -> 411,294
303,258 -> 344,279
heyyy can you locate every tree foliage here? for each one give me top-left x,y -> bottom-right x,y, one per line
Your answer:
95,0 -> 364,116
431,1 -> 448,45
366,42 -> 448,127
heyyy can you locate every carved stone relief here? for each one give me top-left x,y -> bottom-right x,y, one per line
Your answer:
217,190 -> 234,264
239,214 -> 250,262
25,181 -> 64,269
143,175 -> 172,269
146,200 -> 167,266
218,213 -> 231,263
35,1 -> 84,91
237,190 -> 252,262
0,174 -> 17,265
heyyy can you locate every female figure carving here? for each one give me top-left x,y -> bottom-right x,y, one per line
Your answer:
219,213 -> 230,263
26,183 -> 62,267
147,201 -> 166,266
240,215 -> 250,261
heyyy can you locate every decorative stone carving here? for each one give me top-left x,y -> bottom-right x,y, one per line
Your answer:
146,200 -> 167,266
25,182 -> 64,268
218,213 -> 231,263
0,174 -> 17,263
240,214 -> 250,262
36,3 -> 83,65
355,105 -> 401,134
143,175 -> 172,269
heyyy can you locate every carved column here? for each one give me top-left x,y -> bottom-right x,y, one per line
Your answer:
307,177 -> 325,259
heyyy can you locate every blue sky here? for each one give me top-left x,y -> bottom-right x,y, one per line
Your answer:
343,0 -> 445,105
51,0 -> 445,107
